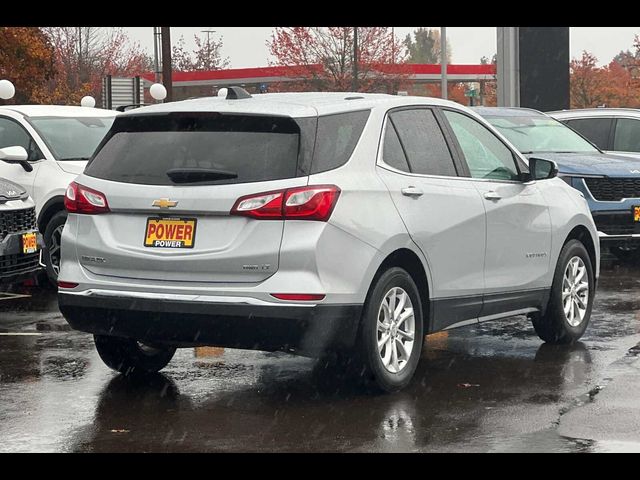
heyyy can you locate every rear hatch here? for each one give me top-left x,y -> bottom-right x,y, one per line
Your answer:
76,111 -> 315,283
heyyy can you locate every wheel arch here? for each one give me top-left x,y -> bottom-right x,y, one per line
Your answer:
367,248 -> 431,333
37,195 -> 66,233
563,224 -> 598,277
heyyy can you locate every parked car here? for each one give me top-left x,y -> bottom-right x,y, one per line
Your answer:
475,107 -> 640,262
549,108 -> 640,158
0,165 -> 43,286
58,90 -> 599,392
0,105 -> 117,283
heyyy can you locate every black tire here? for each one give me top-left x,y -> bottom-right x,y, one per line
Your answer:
43,210 -> 67,285
356,267 -> 424,393
531,239 -> 594,344
94,335 -> 176,375
610,245 -> 640,264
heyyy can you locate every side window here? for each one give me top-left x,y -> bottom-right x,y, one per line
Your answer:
443,110 -> 520,181
613,118 -> 640,153
0,117 -> 43,161
382,119 -> 410,172
388,109 -> 457,176
564,118 -> 612,150
310,110 -> 370,174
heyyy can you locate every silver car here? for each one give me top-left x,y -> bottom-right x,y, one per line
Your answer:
58,90 -> 599,392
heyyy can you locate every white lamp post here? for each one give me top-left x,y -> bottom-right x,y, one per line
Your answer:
80,95 -> 96,108
0,80 -> 16,100
150,83 -> 167,102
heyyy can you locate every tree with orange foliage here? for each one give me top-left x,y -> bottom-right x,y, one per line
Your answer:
0,27 -> 56,104
570,51 -> 609,108
267,27 -> 408,93
570,49 -> 640,108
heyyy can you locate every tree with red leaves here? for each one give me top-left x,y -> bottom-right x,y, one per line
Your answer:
267,27 -> 407,93
41,27 -> 152,105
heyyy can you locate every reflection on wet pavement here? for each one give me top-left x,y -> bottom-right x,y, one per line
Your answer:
1,258 -> 640,452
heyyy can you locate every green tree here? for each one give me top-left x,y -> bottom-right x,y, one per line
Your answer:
403,27 -> 451,64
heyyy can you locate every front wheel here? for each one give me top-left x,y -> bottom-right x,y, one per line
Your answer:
94,335 -> 176,375
356,267 -> 424,393
531,239 -> 595,344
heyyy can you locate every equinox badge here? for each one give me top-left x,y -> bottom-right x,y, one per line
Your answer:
152,198 -> 178,208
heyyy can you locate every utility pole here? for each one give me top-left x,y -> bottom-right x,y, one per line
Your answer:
153,27 -> 162,83
352,27 -> 358,92
441,26 -> 448,100
161,27 -> 173,102
201,29 -> 216,70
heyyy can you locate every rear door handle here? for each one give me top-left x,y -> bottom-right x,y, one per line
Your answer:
483,191 -> 502,201
401,186 -> 424,197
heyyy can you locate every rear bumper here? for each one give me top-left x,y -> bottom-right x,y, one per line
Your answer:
58,291 -> 363,355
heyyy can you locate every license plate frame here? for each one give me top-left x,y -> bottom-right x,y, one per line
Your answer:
144,217 -> 197,249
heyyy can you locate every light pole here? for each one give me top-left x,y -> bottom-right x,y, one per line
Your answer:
441,26 -> 448,100
201,29 -> 216,70
153,27 -> 162,83
352,27 -> 358,92
161,27 -> 173,102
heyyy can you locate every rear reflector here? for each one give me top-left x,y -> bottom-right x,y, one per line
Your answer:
231,185 -> 340,221
271,293 -> 326,301
58,281 -> 79,289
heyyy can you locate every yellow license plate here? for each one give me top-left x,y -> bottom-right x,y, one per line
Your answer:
22,232 -> 38,254
144,218 -> 197,248
634,206 -> 640,222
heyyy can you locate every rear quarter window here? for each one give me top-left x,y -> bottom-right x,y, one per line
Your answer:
310,110 -> 370,174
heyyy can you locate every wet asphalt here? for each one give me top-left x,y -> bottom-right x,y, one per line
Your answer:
1,256 -> 640,452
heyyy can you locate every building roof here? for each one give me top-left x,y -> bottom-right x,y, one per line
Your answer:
141,64 -> 496,87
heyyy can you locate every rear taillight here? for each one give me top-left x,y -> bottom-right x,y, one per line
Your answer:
231,185 -> 340,221
65,181 -> 110,214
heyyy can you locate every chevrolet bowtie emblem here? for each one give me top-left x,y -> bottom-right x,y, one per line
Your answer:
152,198 -> 178,208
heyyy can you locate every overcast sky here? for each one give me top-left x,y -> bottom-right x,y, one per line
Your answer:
125,27 -> 640,69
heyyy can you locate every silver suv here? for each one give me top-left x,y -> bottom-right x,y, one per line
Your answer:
58,90 -> 600,392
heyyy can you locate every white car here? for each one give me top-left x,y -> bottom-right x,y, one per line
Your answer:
549,108 -> 640,159
0,105 -> 117,282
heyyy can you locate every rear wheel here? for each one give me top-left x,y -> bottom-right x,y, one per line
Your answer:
94,335 -> 176,375
43,210 -> 67,285
531,239 -> 594,344
356,267 -> 424,393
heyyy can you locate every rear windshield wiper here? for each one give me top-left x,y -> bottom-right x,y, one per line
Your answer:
166,168 -> 238,184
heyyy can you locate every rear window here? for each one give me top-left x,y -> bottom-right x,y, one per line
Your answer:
86,110 -> 370,186
85,113 -> 310,186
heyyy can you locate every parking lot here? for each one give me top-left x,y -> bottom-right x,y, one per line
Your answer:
0,255 -> 638,453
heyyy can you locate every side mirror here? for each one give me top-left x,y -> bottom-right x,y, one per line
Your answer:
528,157 -> 558,180
0,146 -> 33,172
